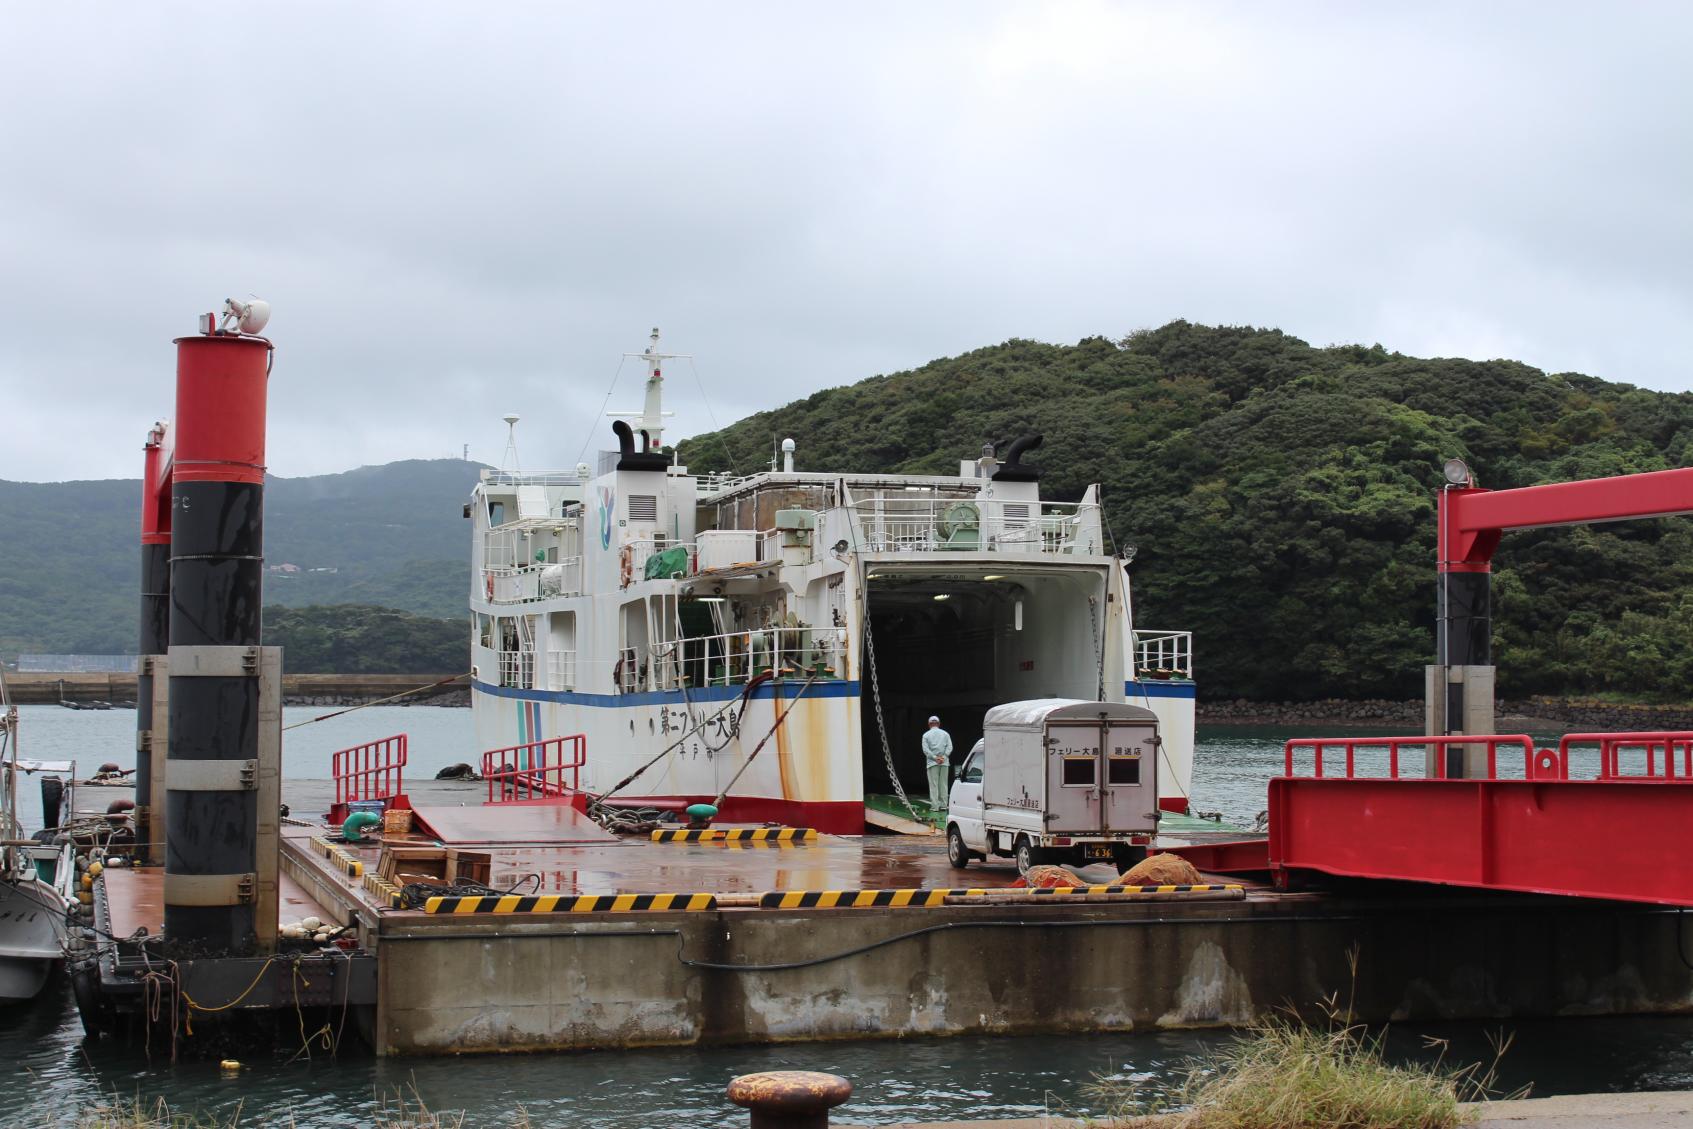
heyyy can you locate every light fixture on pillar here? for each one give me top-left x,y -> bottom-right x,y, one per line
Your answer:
1443,458 -> 1475,488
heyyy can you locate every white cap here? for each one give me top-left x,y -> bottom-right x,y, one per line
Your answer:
928,715 -> 940,723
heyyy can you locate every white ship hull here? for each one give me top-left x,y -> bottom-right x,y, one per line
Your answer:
0,878 -> 67,1001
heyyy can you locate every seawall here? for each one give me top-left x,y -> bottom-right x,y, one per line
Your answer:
7,670 -> 467,707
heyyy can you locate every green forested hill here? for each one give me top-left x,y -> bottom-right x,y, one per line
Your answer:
0,459 -> 480,660
678,323 -> 1693,701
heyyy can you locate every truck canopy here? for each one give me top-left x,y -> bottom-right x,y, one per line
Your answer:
983,699 -> 1159,731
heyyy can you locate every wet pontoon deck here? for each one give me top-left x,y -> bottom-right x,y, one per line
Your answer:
259,807 -> 1693,1057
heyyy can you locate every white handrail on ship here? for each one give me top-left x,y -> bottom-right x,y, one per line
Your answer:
648,626 -> 848,692
847,498 -> 1099,554
1133,629 -> 1194,678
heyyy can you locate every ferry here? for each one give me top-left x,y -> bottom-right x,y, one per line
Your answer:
467,331 -> 1196,834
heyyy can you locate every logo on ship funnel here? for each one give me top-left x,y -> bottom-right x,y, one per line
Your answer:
598,487 -> 615,549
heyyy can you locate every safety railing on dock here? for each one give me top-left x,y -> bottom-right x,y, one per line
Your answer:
330,734 -> 408,822
1561,732 -> 1693,782
1282,731 -> 1693,783
482,735 -> 586,802
1283,734 -> 1538,779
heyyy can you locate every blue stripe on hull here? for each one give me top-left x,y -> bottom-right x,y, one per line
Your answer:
474,680 -> 862,706
1125,680 -> 1198,699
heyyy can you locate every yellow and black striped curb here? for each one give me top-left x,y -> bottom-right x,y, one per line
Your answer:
422,892 -> 719,914
755,884 -> 1244,908
362,872 -> 403,908
311,836 -> 365,879
758,889 -> 987,909
651,827 -> 818,842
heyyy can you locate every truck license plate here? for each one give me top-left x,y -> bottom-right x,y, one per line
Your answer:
1084,844 -> 1114,860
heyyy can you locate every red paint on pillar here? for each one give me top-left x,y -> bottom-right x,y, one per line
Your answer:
171,335 -> 272,485
140,422 -> 173,545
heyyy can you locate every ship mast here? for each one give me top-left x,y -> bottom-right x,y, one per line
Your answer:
612,327 -> 688,451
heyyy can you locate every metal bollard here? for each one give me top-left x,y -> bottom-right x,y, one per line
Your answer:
727,1071 -> 853,1129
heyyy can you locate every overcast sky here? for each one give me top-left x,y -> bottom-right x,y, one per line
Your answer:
2,3 -> 1688,482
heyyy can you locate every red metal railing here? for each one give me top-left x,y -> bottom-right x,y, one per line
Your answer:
1560,731 -> 1693,782
330,734 -> 408,823
1283,734 -> 1536,780
482,735 -> 586,803
1283,732 -> 1693,784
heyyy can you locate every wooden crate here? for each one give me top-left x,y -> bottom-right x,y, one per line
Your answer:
447,849 -> 491,887
378,845 -> 448,887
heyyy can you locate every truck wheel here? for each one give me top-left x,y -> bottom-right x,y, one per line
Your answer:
946,825 -> 972,869
1112,844 -> 1148,870
1014,836 -> 1038,875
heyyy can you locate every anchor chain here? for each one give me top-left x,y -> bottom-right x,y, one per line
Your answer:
862,615 -> 925,824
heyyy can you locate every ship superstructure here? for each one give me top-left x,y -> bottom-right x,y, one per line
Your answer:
468,331 -> 1196,833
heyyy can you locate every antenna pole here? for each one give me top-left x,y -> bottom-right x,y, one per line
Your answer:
640,327 -> 665,448
613,328 -> 687,448
501,415 -> 521,473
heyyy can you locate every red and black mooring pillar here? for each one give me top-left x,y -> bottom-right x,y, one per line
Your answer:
135,424 -> 172,860
163,327 -> 271,955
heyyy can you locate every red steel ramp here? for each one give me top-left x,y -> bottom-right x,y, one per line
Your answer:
1270,732 -> 1693,907
410,803 -> 618,846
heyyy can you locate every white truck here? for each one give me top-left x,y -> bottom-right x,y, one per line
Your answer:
945,699 -> 1161,873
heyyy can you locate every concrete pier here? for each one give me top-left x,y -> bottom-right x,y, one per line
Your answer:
274,828 -> 1693,1056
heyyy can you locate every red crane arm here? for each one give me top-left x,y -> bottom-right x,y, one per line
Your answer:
1440,467 -> 1693,571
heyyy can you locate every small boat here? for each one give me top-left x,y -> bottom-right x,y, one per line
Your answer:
0,669 -> 74,1002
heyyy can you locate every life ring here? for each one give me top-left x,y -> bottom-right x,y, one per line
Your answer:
485,573 -> 495,600
619,545 -> 633,588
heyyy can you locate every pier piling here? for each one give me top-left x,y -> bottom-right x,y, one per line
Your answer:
162,328 -> 274,956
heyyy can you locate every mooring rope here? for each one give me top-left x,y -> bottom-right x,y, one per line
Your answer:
281,673 -> 469,731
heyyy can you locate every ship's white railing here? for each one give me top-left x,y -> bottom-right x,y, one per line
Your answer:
647,626 -> 849,690
616,647 -> 642,693
848,499 -> 1099,555
1133,630 -> 1193,680
696,471 -> 760,495
482,470 -> 589,487
496,649 -> 536,690
546,651 -> 577,692
484,558 -> 582,604
620,539 -> 695,587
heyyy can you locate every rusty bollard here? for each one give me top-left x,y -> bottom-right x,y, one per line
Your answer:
727,1070 -> 853,1129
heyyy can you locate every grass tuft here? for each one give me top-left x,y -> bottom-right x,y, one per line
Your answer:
1087,1005 -> 1519,1128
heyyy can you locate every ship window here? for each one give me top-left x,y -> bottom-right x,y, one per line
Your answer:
1107,756 -> 1141,785
628,494 -> 658,522
1061,757 -> 1096,787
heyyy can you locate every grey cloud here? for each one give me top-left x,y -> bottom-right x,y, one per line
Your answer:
1,2 -> 1688,482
